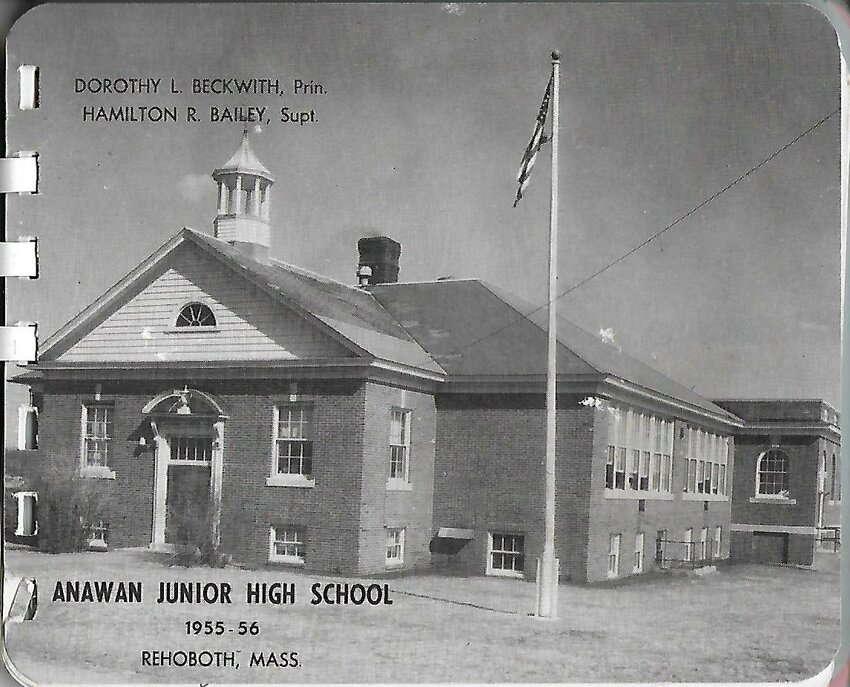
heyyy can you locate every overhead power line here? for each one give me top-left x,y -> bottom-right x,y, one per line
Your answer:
437,106 -> 840,359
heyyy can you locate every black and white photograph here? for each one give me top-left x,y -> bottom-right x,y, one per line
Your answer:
2,2 -> 845,683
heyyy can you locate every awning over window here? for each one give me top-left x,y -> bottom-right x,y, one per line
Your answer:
436,527 -> 475,539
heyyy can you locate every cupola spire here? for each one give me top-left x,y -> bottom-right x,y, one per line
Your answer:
212,130 -> 275,263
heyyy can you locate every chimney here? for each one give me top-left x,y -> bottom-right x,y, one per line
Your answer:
357,236 -> 400,285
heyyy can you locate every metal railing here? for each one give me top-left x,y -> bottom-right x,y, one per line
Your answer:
655,538 -> 717,570
816,526 -> 840,553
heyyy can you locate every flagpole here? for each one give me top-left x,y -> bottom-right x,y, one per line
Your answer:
536,50 -> 560,620
840,46 -> 848,347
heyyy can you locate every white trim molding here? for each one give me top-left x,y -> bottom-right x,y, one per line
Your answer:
730,523 -> 817,535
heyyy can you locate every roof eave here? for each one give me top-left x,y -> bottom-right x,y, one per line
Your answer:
601,376 -> 744,429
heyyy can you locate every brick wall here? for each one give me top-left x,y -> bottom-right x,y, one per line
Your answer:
432,393 -> 595,583
28,378 -> 440,575
586,417 -> 733,583
358,383 -> 436,575
213,379 -> 366,572
34,383 -> 157,548
731,435 -> 819,527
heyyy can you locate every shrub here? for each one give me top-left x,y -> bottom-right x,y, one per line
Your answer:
32,468 -> 106,553
166,498 -> 232,568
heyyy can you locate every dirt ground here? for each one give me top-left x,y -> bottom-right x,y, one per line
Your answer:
2,546 -> 840,683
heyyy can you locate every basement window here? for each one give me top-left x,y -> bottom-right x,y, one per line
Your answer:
487,533 -> 524,578
269,526 -> 306,565
14,492 -> 38,537
386,528 -> 405,566
608,533 -> 621,578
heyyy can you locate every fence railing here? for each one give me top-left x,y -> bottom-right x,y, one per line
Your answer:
816,526 -> 840,553
655,538 -> 717,569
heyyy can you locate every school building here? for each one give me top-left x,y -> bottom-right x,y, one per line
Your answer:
5,134 -> 839,582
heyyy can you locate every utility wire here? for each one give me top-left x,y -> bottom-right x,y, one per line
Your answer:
436,107 -> 840,359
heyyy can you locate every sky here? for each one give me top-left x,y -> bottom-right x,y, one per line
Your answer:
4,2 -> 843,444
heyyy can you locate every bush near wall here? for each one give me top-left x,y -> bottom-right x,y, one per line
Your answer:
31,465 -> 109,553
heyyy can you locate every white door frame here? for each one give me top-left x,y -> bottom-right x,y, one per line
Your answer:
149,418 -> 225,551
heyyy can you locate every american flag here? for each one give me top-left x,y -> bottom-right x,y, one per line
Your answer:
513,75 -> 553,207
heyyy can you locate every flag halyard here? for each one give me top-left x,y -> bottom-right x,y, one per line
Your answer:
514,74 -> 554,207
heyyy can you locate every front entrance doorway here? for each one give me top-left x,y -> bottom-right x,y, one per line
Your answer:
142,388 -> 227,550
164,433 -> 214,544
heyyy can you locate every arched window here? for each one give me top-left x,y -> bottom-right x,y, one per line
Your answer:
756,449 -> 789,497
175,302 -> 216,328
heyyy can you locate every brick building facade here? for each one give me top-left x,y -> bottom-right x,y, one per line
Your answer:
5,134 -> 836,584
713,399 -> 841,566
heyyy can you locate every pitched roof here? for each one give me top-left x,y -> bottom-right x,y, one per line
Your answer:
369,279 -> 737,419
38,228 -> 442,375
32,224 -> 735,420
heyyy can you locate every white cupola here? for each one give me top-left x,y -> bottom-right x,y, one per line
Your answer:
212,130 -> 275,263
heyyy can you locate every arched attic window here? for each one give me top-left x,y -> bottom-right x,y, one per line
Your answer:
756,448 -> 790,497
175,302 -> 216,328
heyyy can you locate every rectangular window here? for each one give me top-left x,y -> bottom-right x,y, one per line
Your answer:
14,492 -> 38,537
274,405 -> 313,479
615,448 -> 627,489
831,454 -> 837,499
662,454 -> 673,492
628,449 -> 640,490
389,409 -> 411,483
488,533 -> 524,577
269,526 -> 305,564
650,453 -> 661,491
170,437 -> 213,462
684,528 -> 693,562
88,520 -> 109,549
687,459 -> 697,493
714,526 -> 722,557
608,534 -> 621,578
684,431 -> 729,497
83,405 -> 112,468
606,406 -> 674,494
386,528 -> 405,566
633,532 -> 644,573
700,527 -> 708,561
17,405 -> 38,451
655,529 -> 667,564
639,452 -> 650,491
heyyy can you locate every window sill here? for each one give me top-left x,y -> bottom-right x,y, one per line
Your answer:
268,556 -> 305,566
749,496 -> 797,505
604,489 -> 673,500
266,475 -> 315,488
81,466 -> 116,480
386,480 -> 412,492
682,493 -> 729,502
165,327 -> 221,335
486,568 -> 524,579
